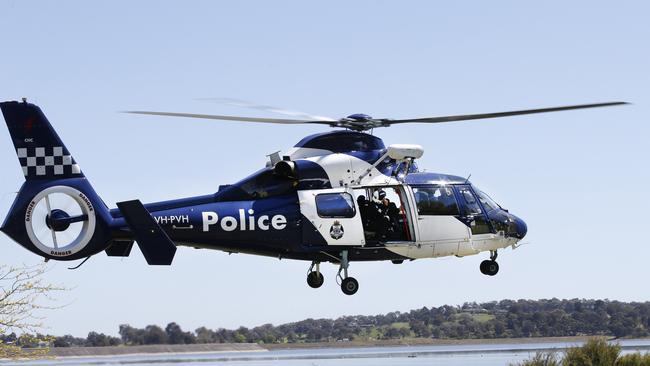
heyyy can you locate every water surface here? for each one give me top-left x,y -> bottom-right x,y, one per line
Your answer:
7,339 -> 650,366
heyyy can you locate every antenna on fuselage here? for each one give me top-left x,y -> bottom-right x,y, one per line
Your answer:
465,174 -> 472,184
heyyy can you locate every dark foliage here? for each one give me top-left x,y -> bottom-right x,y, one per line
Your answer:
3,299 -> 647,347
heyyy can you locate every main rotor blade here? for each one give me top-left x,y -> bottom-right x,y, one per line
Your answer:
196,98 -> 338,122
124,111 -> 333,125
387,102 -> 628,125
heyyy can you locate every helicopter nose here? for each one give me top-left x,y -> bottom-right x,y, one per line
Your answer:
512,215 -> 527,239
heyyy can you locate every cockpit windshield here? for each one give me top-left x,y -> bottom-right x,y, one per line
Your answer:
473,188 -> 501,212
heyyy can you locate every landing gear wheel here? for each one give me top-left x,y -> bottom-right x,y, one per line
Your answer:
480,260 -> 499,276
307,271 -> 324,288
341,277 -> 359,295
480,260 -> 489,274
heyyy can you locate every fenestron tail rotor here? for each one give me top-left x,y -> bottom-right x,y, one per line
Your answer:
34,192 -> 83,249
25,186 -> 96,256
125,101 -> 628,132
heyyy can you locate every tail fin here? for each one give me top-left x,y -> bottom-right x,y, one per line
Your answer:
1,100 -> 82,180
1,100 -> 112,261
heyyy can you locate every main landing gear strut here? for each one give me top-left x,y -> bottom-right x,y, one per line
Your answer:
337,250 -> 358,295
306,250 -> 359,295
480,250 -> 499,276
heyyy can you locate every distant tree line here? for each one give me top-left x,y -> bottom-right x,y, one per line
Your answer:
3,299 -> 649,348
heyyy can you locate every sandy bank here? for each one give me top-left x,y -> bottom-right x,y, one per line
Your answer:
48,342 -> 265,357
264,336 -> 617,350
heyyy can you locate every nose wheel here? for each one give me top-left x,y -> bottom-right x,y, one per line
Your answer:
480,251 -> 499,276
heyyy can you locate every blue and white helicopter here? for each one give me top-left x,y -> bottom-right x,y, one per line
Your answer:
0,99 -> 625,295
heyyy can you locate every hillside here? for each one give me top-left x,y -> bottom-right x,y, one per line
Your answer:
3,299 -> 649,348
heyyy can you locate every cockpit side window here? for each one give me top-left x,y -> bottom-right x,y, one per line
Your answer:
412,186 -> 459,215
456,185 -> 493,235
458,186 -> 482,215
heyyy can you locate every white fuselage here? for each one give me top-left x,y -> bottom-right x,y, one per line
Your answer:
290,147 -> 522,261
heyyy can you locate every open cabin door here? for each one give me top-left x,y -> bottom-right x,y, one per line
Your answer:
356,185 -> 416,244
298,188 -> 365,247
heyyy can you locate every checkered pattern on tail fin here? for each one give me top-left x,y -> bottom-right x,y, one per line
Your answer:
1,100 -> 83,180
16,146 -> 81,177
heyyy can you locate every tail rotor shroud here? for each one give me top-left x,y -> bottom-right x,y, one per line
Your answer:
25,186 -> 96,257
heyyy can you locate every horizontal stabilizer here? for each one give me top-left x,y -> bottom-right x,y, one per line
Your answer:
105,241 -> 134,257
116,200 -> 176,265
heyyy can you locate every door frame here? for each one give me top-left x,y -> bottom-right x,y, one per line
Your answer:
357,184 -> 417,244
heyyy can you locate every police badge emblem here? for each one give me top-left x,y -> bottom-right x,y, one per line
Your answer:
330,220 -> 344,240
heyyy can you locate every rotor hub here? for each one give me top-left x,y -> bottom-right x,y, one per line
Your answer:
45,209 -> 71,232
346,113 -> 373,121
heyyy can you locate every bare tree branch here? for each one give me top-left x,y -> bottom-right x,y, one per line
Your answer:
1,263 -> 67,360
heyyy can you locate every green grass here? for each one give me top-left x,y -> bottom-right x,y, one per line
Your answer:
361,328 -> 382,339
450,312 -> 495,324
470,313 -> 495,323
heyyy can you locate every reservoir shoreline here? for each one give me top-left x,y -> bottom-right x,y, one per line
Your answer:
45,336 -> 646,358
264,335 -> 609,350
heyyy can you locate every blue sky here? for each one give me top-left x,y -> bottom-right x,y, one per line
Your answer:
0,1 -> 648,337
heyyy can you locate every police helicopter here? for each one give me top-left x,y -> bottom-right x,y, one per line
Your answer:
0,99 -> 626,295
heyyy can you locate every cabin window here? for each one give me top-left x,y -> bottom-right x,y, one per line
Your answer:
412,186 -> 459,215
316,193 -> 356,218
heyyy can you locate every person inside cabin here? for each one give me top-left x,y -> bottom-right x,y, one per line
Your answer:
372,189 -> 401,240
357,195 -> 374,237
